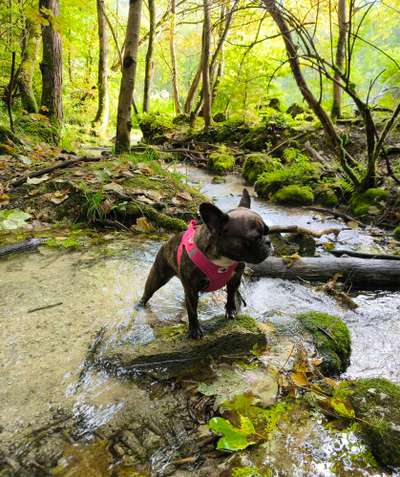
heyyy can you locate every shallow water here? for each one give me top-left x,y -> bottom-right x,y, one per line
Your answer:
1,166 -> 400,475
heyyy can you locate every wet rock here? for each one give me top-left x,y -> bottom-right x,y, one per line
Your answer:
213,112 -> 226,122
287,103 -> 305,117
296,311 -> 351,376
207,145 -> 236,174
92,315 -> 267,380
334,378 -> 400,468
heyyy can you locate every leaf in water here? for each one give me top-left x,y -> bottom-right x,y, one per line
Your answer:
329,397 -> 355,419
208,416 -> 256,451
131,217 -> 155,233
0,209 -> 31,230
290,372 -> 309,387
26,174 -> 50,185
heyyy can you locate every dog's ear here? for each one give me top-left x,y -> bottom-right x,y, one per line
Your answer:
238,188 -> 251,208
263,222 -> 270,235
199,203 -> 229,233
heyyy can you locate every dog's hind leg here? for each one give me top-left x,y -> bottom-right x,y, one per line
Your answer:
225,263 -> 245,319
139,253 -> 175,305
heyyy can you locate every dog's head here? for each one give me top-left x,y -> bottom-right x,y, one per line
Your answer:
199,189 -> 272,264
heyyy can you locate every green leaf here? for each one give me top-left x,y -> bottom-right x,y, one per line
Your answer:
329,397 -> 355,419
208,416 -> 256,451
0,209 -> 31,230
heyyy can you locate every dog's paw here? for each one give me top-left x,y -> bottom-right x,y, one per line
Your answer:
188,325 -> 204,340
225,308 -> 238,320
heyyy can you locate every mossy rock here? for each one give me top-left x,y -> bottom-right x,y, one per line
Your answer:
273,185 -> 314,206
15,116 -> 59,144
296,311 -> 351,376
91,314 -> 266,380
286,103 -> 305,117
334,378 -> 400,468
351,188 -> 390,217
242,153 -> 280,185
208,145 -> 236,174
393,226 -> 400,240
315,184 -> 339,207
0,125 -> 23,146
138,113 -> 173,144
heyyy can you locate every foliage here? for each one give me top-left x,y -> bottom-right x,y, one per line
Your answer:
208,415 -> 256,451
273,185 -> 314,205
394,226 -> 400,241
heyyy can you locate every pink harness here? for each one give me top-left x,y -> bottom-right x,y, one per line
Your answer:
177,220 -> 238,292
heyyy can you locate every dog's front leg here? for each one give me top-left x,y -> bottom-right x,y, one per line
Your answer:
225,263 -> 245,320
183,286 -> 203,339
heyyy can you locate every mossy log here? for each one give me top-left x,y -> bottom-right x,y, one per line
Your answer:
251,256 -> 400,289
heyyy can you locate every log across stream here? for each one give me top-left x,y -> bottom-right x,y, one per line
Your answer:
251,256 -> 400,289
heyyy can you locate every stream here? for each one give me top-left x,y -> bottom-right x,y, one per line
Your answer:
1,165 -> 399,476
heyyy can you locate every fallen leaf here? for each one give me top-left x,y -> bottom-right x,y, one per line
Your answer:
26,174 -> 50,185
177,191 -> 192,201
290,372 -> 309,387
131,217 -> 155,233
104,182 -> 126,195
0,209 -> 31,230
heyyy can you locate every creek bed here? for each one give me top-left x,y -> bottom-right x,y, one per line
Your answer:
1,166 -> 400,476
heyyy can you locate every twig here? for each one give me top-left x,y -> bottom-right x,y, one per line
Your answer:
28,302 -> 63,313
10,155 -> 103,188
267,131 -> 309,156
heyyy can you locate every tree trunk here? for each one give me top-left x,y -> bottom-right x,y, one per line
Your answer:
262,0 -> 360,188
39,0 -> 63,127
251,256 -> 400,289
169,0 -> 181,114
184,62 -> 202,114
331,0 -> 346,121
201,0 -> 212,129
93,0 -> 109,134
18,15 -> 41,113
115,0 -> 142,153
143,0 -> 155,112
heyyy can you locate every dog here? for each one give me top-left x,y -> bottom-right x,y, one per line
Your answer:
139,189 -> 272,339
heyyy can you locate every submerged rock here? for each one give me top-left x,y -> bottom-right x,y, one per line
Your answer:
296,311 -> 351,376
91,314 -> 267,380
208,145 -> 236,174
334,378 -> 400,468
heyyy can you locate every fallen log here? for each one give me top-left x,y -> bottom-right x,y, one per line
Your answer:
328,249 -> 400,261
251,256 -> 400,289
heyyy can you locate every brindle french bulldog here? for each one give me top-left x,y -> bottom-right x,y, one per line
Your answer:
139,189 -> 272,339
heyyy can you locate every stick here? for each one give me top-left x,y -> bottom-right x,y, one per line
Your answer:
267,131 -> 308,155
328,249 -> 400,261
269,225 -> 342,238
10,155 -> 103,188
302,206 -> 365,227
28,302 -> 63,313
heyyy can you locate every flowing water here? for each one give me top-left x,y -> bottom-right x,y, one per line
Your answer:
1,165 -> 399,476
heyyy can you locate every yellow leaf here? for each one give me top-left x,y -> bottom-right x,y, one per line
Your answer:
291,372 -> 308,387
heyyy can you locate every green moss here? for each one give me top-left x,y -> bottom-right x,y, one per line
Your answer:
0,124 -> 22,145
242,153 -> 280,185
232,466 -> 270,477
45,237 -> 81,250
296,311 -> 351,376
235,314 -> 259,332
255,159 -> 317,199
208,145 -> 236,173
351,188 -> 390,217
125,203 -> 186,231
393,226 -> 400,240
334,378 -> 400,468
282,147 -> 309,163
273,185 -> 314,205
